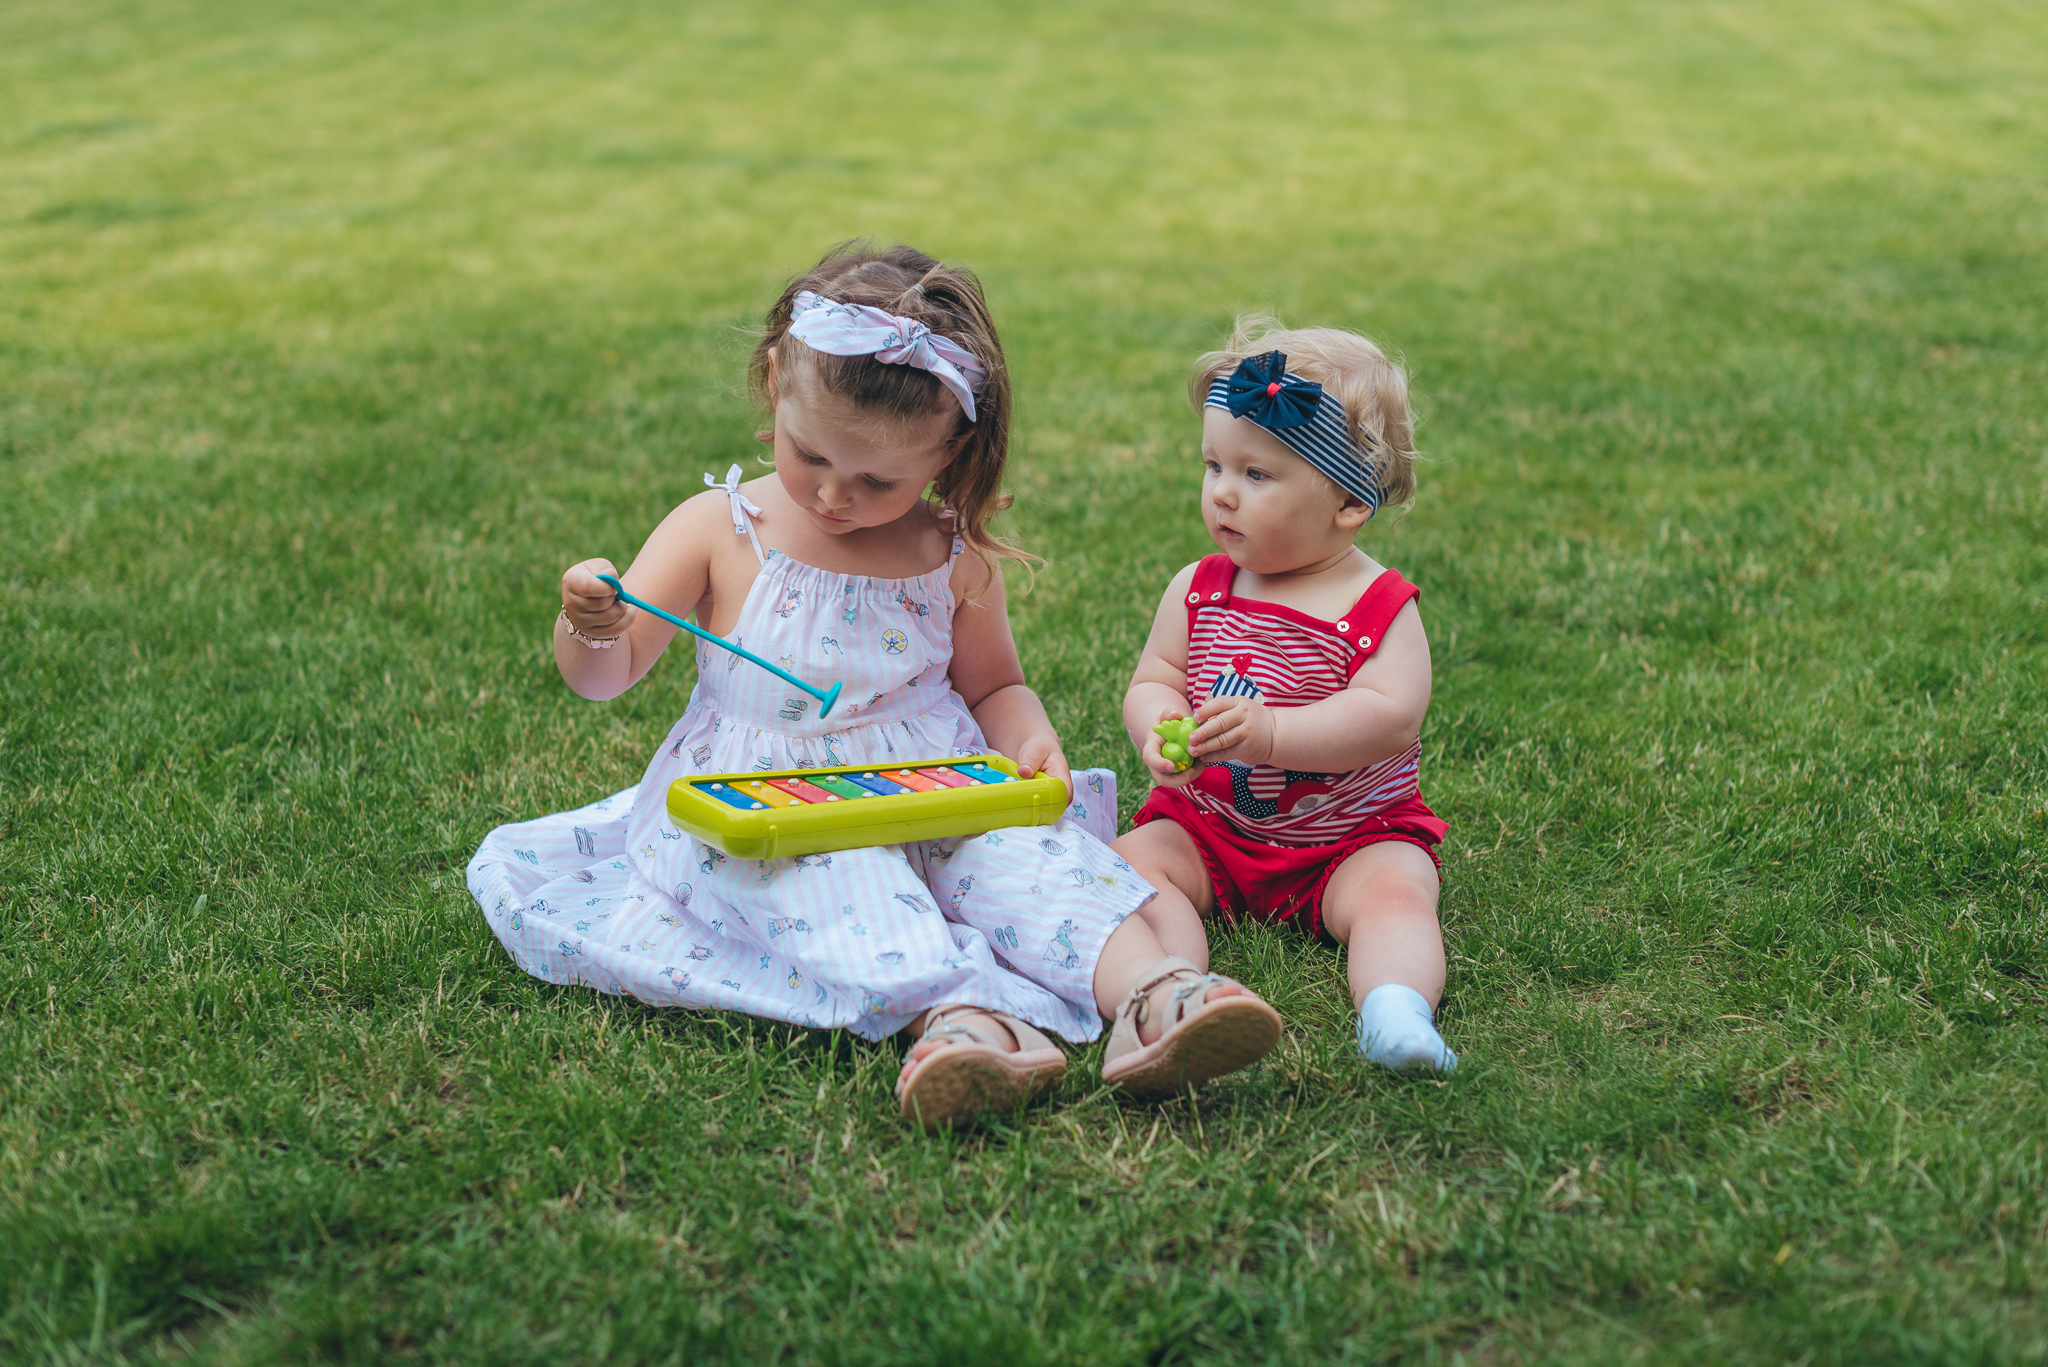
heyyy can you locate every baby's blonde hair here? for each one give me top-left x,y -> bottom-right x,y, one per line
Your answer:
1190,316 -> 1419,512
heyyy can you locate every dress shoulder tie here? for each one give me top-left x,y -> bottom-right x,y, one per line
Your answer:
707,464 -> 767,565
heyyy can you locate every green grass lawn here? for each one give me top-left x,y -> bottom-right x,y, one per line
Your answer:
4,0 -> 2046,1361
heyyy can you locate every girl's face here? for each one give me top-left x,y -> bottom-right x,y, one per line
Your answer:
769,365 -> 960,536
1199,406 -> 1372,574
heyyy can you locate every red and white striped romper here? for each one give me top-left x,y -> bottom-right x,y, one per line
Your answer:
1134,553 -> 1448,936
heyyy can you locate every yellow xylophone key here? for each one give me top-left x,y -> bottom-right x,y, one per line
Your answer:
734,779 -> 806,808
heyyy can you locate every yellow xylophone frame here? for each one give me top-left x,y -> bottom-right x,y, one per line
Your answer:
665,755 -> 1068,860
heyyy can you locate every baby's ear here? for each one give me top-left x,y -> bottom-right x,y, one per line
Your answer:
1335,495 -> 1376,533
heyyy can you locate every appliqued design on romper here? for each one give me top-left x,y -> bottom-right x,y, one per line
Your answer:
1209,653 -> 1264,700
1192,760 -> 1340,821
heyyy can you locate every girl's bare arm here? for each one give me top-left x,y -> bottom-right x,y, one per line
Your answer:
555,491 -> 729,701
948,548 -> 1071,795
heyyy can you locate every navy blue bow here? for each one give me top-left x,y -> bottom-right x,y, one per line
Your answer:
1223,351 -> 1323,430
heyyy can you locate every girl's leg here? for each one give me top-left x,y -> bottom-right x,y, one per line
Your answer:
1106,820 -> 1214,974
1318,841 -> 1455,1073
1092,821 -> 1282,1092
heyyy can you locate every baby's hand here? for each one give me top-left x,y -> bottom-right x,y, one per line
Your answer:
1188,695 -> 1277,767
562,558 -> 631,636
1142,710 -> 1203,787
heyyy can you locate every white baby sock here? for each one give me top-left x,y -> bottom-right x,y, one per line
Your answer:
1356,983 -> 1458,1074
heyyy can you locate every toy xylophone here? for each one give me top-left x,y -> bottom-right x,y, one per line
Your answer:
666,755 -> 1068,860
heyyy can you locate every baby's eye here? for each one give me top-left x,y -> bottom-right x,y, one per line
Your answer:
1203,459 -> 1222,474
1245,468 -> 1270,482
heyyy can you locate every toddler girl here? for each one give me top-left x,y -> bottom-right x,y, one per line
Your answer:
468,245 -> 1283,1128
1112,318 -> 1458,1074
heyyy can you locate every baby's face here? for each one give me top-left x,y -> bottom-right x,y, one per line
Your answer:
770,378 -> 959,536
1198,407 -> 1368,572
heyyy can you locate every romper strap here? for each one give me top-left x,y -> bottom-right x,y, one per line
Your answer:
1182,553 -> 1238,631
1338,569 -> 1420,677
705,464 -> 767,565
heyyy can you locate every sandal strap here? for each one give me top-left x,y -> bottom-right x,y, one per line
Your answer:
1120,957 -> 1236,1032
918,1003 -> 1053,1055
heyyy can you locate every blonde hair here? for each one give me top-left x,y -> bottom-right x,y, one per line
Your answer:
1190,316 -> 1420,512
751,241 -> 1035,579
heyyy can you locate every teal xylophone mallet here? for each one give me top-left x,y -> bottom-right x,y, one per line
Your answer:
595,572 -> 845,719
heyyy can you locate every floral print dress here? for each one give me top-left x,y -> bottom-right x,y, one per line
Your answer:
467,534 -> 1149,1043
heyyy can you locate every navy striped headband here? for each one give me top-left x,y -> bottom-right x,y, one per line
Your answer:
1203,351 -> 1383,511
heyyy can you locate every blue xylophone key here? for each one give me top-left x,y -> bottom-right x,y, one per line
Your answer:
846,771 -> 911,796
697,782 -> 768,811
948,762 -> 1015,785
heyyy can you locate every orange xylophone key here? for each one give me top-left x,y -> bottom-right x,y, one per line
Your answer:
880,768 -> 948,792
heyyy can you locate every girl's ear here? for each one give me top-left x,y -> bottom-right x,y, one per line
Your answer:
764,348 -> 779,403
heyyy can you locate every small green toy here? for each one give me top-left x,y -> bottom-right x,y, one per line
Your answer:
1152,715 -> 1200,772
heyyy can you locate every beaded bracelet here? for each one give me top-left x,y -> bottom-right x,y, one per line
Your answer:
559,608 -> 625,650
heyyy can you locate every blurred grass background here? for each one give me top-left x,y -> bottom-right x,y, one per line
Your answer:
2,0 -> 2045,1362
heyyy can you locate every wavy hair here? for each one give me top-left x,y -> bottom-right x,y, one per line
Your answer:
750,242 -> 1034,581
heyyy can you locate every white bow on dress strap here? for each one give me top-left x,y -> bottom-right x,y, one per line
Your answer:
705,464 -> 765,564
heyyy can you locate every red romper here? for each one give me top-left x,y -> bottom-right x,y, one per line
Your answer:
1133,553 -> 1447,939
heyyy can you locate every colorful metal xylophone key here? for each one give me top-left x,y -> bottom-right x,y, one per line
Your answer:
668,755 -> 1063,860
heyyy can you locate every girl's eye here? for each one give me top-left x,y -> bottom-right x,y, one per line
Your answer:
797,450 -> 828,467
861,475 -> 895,491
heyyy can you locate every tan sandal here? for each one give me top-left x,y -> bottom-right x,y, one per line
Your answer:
894,1004 -> 1067,1130
1100,956 -> 1283,1098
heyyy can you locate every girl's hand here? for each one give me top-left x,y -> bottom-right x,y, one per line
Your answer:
562,558 -> 631,635
1142,707 -> 1203,787
1013,731 -> 1072,803
1188,695 -> 1277,767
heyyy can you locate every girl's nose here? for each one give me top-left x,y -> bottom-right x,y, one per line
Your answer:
819,479 -> 855,511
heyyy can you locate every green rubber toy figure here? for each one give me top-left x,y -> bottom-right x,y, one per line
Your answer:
1152,715 -> 1199,772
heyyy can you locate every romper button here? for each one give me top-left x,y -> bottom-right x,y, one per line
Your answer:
1360,636 -> 1371,648
1188,593 -> 1199,604
1337,619 -> 1350,631
1210,592 -> 1223,601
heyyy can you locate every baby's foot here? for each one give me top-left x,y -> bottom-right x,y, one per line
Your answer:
1356,983 -> 1457,1074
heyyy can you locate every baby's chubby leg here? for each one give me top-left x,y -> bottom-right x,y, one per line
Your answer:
1320,841 -> 1457,1074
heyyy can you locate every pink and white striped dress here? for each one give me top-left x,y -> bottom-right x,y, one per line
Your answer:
466,514 -> 1150,1044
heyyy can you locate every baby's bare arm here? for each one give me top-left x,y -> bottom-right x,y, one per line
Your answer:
555,492 -> 728,701
1122,564 -> 1203,787
1188,599 -> 1433,772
